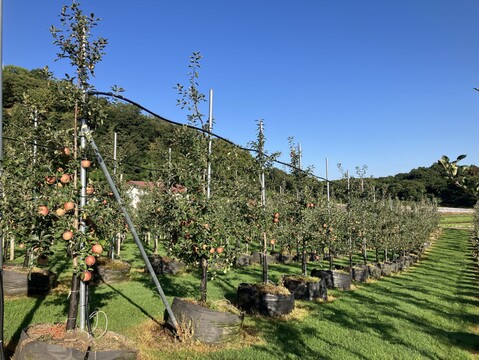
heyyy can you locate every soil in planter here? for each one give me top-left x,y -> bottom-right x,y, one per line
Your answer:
281,275 -> 327,301
93,257 -> 131,284
237,283 -> 295,317
13,323 -> 137,360
164,297 -> 243,344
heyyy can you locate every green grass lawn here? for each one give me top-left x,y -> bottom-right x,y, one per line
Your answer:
4,225 -> 479,359
439,213 -> 474,229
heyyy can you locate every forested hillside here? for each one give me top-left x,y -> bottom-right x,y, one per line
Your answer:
3,65 -> 477,207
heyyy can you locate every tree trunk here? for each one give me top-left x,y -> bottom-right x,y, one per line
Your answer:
116,233 -> 121,256
200,257 -> 208,303
301,239 -> 307,276
262,232 -> 268,283
9,237 -> 14,261
66,272 -> 80,330
328,247 -> 333,270
362,240 -> 367,265
153,234 -> 158,255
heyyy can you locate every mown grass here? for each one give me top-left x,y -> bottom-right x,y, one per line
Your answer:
4,225 -> 479,359
439,213 -> 474,229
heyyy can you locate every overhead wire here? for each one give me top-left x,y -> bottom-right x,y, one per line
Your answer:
88,91 -> 329,182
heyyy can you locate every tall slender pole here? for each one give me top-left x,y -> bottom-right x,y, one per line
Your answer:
259,121 -> 266,207
78,26 -> 88,331
259,120 -> 268,283
113,132 -> 117,175
326,158 -> 330,208
79,116 -> 87,330
206,89 -> 213,200
298,143 -> 302,170
0,0 -> 5,357
33,110 -> 38,164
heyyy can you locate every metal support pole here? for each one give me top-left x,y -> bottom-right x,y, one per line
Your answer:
113,132 -> 117,175
79,117 -> 87,331
259,121 -> 266,207
81,125 -> 179,331
206,89 -> 213,200
326,158 -> 330,209
33,110 -> 38,164
298,143 -> 302,170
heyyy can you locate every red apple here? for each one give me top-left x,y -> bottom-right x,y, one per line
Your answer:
60,174 -> 70,184
85,255 -> 96,266
82,270 -> 92,282
91,244 -> 103,255
38,205 -> 49,216
64,201 -> 75,211
62,230 -> 74,241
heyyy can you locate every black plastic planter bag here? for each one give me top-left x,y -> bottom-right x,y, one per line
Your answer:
3,269 -> 27,296
332,270 -> 352,290
13,329 -> 137,360
4,268 -> 56,296
146,256 -> 184,275
282,277 -> 327,301
352,266 -> 369,283
93,260 -> 131,284
367,264 -> 382,279
310,269 -> 334,289
165,297 -> 243,344
237,283 -> 295,317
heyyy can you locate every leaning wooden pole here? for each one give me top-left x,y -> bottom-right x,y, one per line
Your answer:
81,124 -> 179,331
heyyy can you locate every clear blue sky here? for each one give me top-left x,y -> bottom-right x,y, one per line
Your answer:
5,0 -> 479,180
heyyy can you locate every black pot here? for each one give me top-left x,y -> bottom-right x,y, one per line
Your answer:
13,327 -> 137,360
251,252 -> 276,265
282,277 -> 327,301
165,297 -> 243,344
275,254 -> 293,264
310,269 -> 334,289
352,266 -> 369,283
390,261 -> 399,273
237,283 -> 295,317
332,270 -> 352,290
380,262 -> 393,277
146,255 -> 184,275
93,259 -> 131,284
367,264 -> 382,279
3,267 -> 56,296
234,254 -> 252,267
